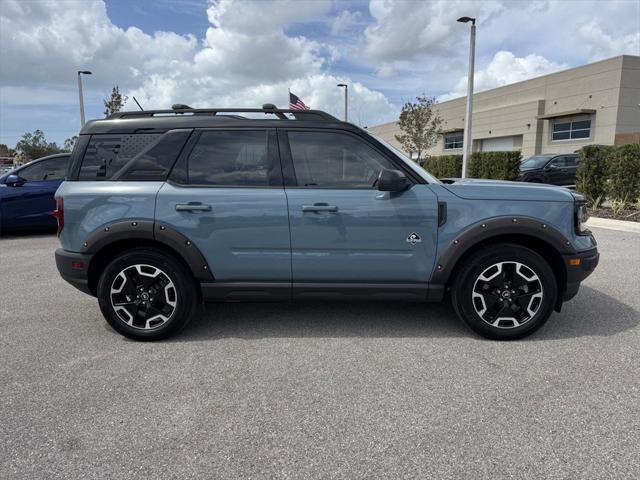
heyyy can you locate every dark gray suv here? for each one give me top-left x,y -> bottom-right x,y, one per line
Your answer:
519,154 -> 580,186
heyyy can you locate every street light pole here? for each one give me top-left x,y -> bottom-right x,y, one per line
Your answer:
457,17 -> 476,178
337,83 -> 348,121
77,70 -> 92,127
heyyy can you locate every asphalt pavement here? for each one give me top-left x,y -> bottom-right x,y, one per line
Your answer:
1,227 -> 639,479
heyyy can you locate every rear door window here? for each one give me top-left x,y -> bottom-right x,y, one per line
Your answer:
184,130 -> 278,186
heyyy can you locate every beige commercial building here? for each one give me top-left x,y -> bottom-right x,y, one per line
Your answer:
369,55 -> 640,159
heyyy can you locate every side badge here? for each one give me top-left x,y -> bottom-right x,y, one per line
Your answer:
406,232 -> 422,245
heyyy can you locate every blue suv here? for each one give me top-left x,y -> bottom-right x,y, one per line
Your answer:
54,105 -> 599,341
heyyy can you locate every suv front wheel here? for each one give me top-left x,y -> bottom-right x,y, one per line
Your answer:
452,243 -> 557,340
97,248 -> 197,340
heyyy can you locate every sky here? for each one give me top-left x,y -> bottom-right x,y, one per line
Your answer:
0,0 -> 639,148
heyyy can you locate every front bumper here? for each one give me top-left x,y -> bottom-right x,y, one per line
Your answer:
562,246 -> 599,301
55,248 -> 94,296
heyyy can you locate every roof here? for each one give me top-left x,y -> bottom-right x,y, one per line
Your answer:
81,105 -> 346,135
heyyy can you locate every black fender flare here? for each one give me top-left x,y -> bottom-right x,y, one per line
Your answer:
81,219 -> 214,281
430,216 -> 575,286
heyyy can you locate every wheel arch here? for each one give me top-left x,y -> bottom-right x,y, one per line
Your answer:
83,221 -> 213,298
432,218 -> 574,310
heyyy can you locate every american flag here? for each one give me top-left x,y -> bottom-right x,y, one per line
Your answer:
289,92 -> 309,110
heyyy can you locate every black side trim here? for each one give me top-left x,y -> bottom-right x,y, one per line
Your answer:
202,282 -> 291,301
293,283 -> 428,301
438,201 -> 447,227
430,216 -> 577,286
82,220 -> 213,282
201,282 -> 434,302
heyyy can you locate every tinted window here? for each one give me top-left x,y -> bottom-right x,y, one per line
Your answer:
79,134 -> 162,180
287,131 -> 395,188
564,155 -> 578,167
187,130 -> 271,186
521,155 -> 551,169
19,156 -> 69,181
552,119 -> 591,141
550,157 -> 568,167
116,130 -> 191,181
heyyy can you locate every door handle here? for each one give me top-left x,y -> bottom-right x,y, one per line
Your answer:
302,204 -> 338,213
175,203 -> 212,212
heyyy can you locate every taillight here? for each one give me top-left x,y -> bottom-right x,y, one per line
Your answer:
53,197 -> 64,237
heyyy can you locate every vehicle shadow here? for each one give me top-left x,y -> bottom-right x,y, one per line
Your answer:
174,286 -> 638,342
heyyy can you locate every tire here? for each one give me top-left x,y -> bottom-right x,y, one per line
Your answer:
97,248 -> 197,340
451,243 -> 557,340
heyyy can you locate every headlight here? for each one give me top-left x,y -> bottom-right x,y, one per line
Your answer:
575,202 -> 590,235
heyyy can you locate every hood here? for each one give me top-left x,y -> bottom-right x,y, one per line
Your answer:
440,178 -> 574,202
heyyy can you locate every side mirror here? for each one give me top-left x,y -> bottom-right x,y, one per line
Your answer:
377,168 -> 411,192
5,174 -> 25,187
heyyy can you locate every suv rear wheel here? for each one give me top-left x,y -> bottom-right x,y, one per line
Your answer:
451,243 -> 557,340
97,248 -> 197,340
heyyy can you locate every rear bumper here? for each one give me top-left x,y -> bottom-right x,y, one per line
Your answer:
562,247 -> 599,301
55,248 -> 94,296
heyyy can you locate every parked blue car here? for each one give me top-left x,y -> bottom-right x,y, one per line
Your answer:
54,105 -> 598,341
0,153 -> 71,233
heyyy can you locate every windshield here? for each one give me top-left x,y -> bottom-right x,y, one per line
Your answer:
364,131 -> 441,184
521,155 -> 551,169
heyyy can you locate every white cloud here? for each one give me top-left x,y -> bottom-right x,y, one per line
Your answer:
363,0 -> 505,63
0,0 -> 395,128
440,51 -> 567,101
579,20 -> 640,62
330,10 -> 362,36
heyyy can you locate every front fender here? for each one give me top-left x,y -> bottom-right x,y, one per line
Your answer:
430,215 -> 575,286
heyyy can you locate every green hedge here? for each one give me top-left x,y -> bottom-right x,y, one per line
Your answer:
469,151 -> 522,180
423,154 -> 462,178
425,151 -> 521,180
604,144 -> 640,203
576,145 -> 611,203
577,144 -> 640,205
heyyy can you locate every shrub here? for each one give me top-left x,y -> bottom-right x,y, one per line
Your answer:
423,154 -> 462,178
576,145 -> 611,204
605,143 -> 640,204
469,151 -> 522,180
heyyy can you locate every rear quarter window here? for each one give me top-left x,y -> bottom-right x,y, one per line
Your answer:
78,133 -> 162,180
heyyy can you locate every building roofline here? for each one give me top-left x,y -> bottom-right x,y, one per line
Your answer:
435,54 -> 637,107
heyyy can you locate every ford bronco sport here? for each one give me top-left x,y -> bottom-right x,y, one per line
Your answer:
54,105 -> 599,341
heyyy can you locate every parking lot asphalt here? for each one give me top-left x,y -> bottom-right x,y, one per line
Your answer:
1,227 -> 639,479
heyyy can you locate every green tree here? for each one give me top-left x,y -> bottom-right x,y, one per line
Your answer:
0,144 -> 15,157
64,136 -> 78,152
394,95 -> 443,163
103,85 -> 128,117
15,130 -> 64,161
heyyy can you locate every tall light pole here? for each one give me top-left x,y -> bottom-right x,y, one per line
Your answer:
337,83 -> 348,121
457,16 -> 475,178
77,70 -> 92,127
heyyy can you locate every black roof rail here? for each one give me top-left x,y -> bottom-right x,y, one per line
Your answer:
106,105 -> 338,121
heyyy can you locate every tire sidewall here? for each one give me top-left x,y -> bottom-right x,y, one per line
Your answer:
453,244 -> 557,340
97,249 -> 196,340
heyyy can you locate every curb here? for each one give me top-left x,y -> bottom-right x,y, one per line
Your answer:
586,216 -> 640,233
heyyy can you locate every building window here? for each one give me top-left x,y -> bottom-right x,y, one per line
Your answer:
552,119 -> 591,141
444,132 -> 464,150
